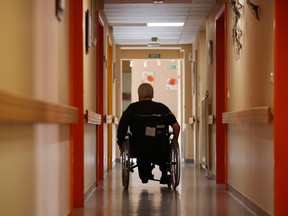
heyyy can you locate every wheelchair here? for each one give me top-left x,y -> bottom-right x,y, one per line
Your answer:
121,114 -> 181,190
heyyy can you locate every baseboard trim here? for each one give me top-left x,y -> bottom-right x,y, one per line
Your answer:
228,184 -> 270,216
84,182 -> 96,204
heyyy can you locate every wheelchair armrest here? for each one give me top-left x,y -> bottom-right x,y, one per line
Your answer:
125,132 -> 132,139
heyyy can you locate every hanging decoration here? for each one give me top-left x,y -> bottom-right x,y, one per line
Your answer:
228,0 -> 244,60
246,0 -> 260,20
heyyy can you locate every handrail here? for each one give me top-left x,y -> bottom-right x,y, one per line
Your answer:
113,116 -> 119,125
208,115 -> 216,125
188,116 -> 196,125
104,114 -> 113,124
222,106 -> 272,124
84,109 -> 102,125
0,90 -> 78,123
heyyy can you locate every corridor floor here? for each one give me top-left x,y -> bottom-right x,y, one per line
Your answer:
74,163 -> 255,216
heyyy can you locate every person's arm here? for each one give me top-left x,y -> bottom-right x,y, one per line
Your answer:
171,121 -> 180,140
117,107 -> 131,149
158,103 -> 180,140
117,119 -> 128,148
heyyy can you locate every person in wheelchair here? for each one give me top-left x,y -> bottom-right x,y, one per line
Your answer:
117,83 -> 180,184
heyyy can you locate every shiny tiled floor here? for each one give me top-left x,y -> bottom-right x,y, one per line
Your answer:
74,163 -> 255,216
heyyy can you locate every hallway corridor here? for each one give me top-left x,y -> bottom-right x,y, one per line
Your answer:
74,163 -> 254,216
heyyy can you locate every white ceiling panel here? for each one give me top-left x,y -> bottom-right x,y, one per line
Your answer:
103,0 -> 216,45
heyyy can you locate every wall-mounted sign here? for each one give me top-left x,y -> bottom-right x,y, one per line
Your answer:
167,65 -> 177,69
149,54 -> 161,58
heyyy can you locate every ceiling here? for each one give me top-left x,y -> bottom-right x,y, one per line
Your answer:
103,0 -> 216,46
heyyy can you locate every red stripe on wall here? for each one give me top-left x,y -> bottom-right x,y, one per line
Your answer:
70,0 -> 84,209
274,1 -> 288,215
215,5 -> 227,186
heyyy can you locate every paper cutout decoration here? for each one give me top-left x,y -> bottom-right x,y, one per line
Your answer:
142,71 -> 154,83
166,78 -> 177,90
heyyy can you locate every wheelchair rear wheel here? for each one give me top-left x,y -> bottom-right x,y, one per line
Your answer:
121,139 -> 130,190
170,139 -> 180,189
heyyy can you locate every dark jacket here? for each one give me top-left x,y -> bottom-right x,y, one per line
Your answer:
117,100 -> 177,147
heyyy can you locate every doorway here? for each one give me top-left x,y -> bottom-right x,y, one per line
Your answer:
120,58 -> 182,151
121,59 -> 180,114
215,6 -> 227,185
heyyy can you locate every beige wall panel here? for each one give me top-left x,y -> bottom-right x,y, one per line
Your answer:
0,124 -> 35,216
33,0 -> 71,214
33,0 -> 71,215
0,0 -> 72,215
34,124 -> 70,216
84,124 -> 96,192
226,1 -> 274,214
228,124 -> 273,215
0,1 -> 33,95
116,46 -> 123,118
83,0 -> 97,194
196,1 -> 274,214
182,44 -> 193,123
227,1 -> 274,112
195,30 -> 207,165
203,1 -> 274,214
181,44 -> 193,160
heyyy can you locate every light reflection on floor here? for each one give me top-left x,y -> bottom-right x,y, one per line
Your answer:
74,163 -> 255,216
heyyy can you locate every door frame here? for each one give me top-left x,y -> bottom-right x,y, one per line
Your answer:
107,36 -> 113,171
215,4 -> 227,186
96,12 -> 105,183
69,0 -> 84,209
274,1 -> 288,215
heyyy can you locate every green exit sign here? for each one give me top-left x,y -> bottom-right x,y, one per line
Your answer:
149,54 -> 161,58
167,65 -> 177,69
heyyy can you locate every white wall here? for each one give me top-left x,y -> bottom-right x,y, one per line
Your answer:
131,59 -> 179,115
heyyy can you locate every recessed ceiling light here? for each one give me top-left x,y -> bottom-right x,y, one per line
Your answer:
154,0 -> 164,3
147,22 -> 184,27
151,37 -> 158,42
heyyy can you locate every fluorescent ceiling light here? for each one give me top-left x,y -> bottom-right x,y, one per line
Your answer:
147,22 -> 184,27
154,0 -> 164,3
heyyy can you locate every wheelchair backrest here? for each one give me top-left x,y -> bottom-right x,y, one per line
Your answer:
129,114 -> 172,160
131,114 -> 172,137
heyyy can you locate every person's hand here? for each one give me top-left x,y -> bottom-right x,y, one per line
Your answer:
172,137 -> 178,144
119,145 -> 123,155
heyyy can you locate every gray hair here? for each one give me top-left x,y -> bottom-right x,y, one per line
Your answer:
138,83 -> 154,101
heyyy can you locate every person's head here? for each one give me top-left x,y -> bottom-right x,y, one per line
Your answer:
138,83 -> 154,101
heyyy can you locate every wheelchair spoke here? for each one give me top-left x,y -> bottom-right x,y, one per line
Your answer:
121,139 -> 130,190
170,139 -> 180,189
